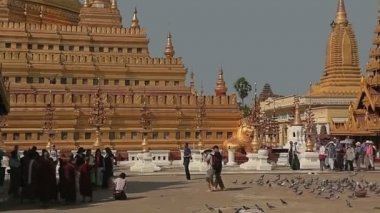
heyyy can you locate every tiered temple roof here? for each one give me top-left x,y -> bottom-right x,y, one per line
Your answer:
331,1 -> 380,137
258,83 -> 281,102
0,0 -> 241,151
310,0 -> 361,97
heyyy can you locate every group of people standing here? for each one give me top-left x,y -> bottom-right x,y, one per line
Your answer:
318,140 -> 377,171
183,143 -> 225,191
6,145 -> 117,205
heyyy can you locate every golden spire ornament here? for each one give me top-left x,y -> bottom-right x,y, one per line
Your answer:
130,7 -> 140,29
164,32 -> 175,58
215,66 -> 227,96
335,0 -> 348,25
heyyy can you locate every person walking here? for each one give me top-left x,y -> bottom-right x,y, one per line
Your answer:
291,142 -> 300,170
8,150 -> 21,197
335,140 -> 344,171
326,141 -> 336,170
103,147 -> 115,188
204,150 -> 214,192
288,141 -> 293,168
49,145 -> 59,166
94,149 -> 104,187
211,146 -> 225,191
345,144 -> 355,171
354,142 -> 362,171
79,158 -> 93,202
318,143 -> 326,171
183,143 -> 192,180
366,141 -> 375,170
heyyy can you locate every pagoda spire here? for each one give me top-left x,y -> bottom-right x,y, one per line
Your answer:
310,0 -> 360,97
164,32 -> 175,58
335,0 -> 348,25
130,7 -> 140,29
293,97 -> 303,126
215,66 -> 227,96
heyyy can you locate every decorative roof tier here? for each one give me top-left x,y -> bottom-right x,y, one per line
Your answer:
259,83 -> 281,102
79,0 -> 122,27
215,67 -> 227,96
310,0 -> 361,97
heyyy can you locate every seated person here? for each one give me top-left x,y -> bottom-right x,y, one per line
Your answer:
113,172 -> 127,200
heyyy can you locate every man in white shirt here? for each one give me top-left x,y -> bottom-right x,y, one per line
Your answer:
49,145 -> 59,165
113,172 -> 127,200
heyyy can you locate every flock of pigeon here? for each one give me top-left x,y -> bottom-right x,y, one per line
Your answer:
203,173 -> 380,213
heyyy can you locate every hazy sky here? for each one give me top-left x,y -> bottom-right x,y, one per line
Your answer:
117,0 -> 378,96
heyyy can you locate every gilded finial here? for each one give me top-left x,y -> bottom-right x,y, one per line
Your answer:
130,7 -> 140,28
335,0 -> 348,25
190,71 -> 196,95
164,32 -> 175,58
84,0 -> 89,7
111,0 -> 117,9
215,66 -> 227,96
293,96 -> 302,126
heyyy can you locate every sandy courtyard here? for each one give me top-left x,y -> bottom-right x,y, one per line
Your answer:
1,172 -> 380,213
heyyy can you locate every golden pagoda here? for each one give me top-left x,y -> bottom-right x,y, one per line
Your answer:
261,0 -> 361,146
310,0 -> 361,97
331,1 -> 380,141
0,0 -> 241,151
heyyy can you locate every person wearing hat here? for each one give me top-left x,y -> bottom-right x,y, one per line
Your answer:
354,142 -> 362,171
365,141 -> 375,170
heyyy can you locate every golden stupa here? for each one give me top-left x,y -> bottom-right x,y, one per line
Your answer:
310,0 -> 361,97
331,0 -> 380,141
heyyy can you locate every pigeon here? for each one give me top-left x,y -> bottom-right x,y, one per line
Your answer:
280,199 -> 288,205
205,204 -> 215,211
346,200 -> 352,208
266,202 -> 275,209
241,181 -> 247,185
232,180 -> 238,184
255,204 -> 265,213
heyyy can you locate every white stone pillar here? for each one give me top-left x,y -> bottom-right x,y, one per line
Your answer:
189,150 -> 208,172
226,148 -> 237,166
129,152 -> 161,173
240,153 -> 258,170
256,149 -> 272,171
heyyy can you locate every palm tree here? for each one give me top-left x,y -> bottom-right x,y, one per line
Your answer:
234,77 -> 252,106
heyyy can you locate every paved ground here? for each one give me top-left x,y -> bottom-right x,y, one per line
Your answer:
1,171 -> 380,213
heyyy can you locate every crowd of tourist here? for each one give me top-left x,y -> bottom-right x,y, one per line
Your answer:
318,140 -> 377,171
5,145 -> 127,206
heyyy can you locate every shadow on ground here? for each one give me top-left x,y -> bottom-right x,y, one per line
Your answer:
0,179 -> 185,211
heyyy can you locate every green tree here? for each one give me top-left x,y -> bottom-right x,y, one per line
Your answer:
234,77 -> 252,106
